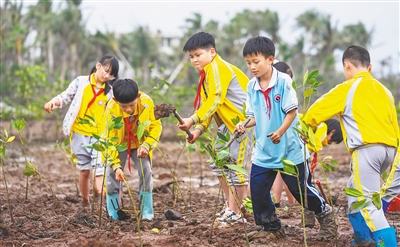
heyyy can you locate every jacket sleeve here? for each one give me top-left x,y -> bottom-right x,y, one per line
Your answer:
303,83 -> 349,129
54,77 -> 81,108
140,97 -> 162,152
191,63 -> 230,125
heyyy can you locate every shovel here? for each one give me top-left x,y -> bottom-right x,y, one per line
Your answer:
154,103 -> 193,139
223,118 -> 251,148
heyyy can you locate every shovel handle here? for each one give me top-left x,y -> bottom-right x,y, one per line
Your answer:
224,118 -> 251,148
316,180 -> 328,203
173,110 -> 193,140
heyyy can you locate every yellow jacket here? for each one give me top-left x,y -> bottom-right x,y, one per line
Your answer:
191,54 -> 249,133
303,72 -> 399,151
103,92 -> 162,170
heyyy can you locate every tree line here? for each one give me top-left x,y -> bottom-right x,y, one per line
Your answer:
1,0 -> 398,121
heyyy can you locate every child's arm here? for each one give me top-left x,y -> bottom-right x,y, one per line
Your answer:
268,109 -> 296,144
44,77 -> 81,113
139,96 -> 162,154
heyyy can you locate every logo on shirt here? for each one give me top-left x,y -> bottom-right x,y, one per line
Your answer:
274,94 -> 281,103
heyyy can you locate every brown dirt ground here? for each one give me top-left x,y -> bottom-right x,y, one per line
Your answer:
0,122 -> 399,247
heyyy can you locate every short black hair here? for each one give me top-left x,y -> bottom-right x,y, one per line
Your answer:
112,78 -> 139,103
243,36 -> 275,58
183,31 -> 216,52
273,61 -> 293,78
326,118 -> 343,144
342,45 -> 370,68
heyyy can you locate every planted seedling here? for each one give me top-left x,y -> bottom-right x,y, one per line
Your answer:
24,161 -> 58,206
0,125 -> 16,223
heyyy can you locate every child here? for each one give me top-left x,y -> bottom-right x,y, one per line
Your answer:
177,32 -> 252,227
271,61 -> 343,207
236,36 -> 336,241
103,78 -> 162,221
44,55 -> 119,207
303,45 -> 399,246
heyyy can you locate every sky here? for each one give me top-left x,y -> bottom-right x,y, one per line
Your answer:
26,0 -> 400,75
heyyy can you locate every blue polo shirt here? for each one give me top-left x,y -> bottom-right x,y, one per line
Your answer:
246,67 -> 308,168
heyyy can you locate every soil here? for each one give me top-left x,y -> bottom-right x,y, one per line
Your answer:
1,122 -> 399,247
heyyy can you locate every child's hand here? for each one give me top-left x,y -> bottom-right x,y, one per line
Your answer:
44,99 -> 59,113
235,122 -> 246,136
137,146 -> 149,158
300,135 -> 309,144
187,129 -> 201,144
177,118 -> 194,131
267,131 -> 281,144
115,168 -> 125,181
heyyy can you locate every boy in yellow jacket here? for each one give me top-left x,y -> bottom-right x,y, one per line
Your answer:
104,78 -> 162,220
303,45 -> 399,246
178,32 -> 252,227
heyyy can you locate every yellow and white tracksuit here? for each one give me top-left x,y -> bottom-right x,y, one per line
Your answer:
303,71 -> 399,232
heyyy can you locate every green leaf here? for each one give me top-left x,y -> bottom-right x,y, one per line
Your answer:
92,134 -> 101,140
217,132 -> 229,142
307,78 -> 316,86
231,115 -> 240,126
11,119 -> 26,131
110,137 -> 119,142
302,70 -> 309,87
350,199 -> 371,211
24,167 -> 35,176
116,143 -> 127,152
304,88 -> 314,98
381,171 -> 388,181
321,163 -> 336,171
312,81 -> 324,88
226,164 -> 248,175
92,143 -> 105,152
292,80 -> 297,90
217,149 -> 231,161
307,70 -> 319,80
293,126 -> 306,136
280,158 -> 298,176
108,122 -> 115,131
372,192 -> 382,210
344,187 -> 364,197
137,120 -> 151,139
307,127 -> 317,149
188,145 -> 196,153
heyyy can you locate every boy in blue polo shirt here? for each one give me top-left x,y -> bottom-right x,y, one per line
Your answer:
236,36 -> 337,242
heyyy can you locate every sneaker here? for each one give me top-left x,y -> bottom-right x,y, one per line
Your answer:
215,201 -> 228,217
315,204 -> 337,241
216,210 -> 247,228
248,228 -> 286,241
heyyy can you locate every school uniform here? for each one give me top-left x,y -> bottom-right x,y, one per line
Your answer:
247,67 -> 324,231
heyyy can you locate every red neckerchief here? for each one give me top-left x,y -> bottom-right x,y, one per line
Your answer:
122,93 -> 141,174
84,74 -> 104,116
193,71 -> 205,110
260,87 -> 273,119
124,115 -> 138,174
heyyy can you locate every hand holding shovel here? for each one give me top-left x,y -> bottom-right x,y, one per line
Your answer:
154,103 -> 193,140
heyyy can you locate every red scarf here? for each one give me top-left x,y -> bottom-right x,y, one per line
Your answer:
260,87 -> 273,119
124,115 -> 138,174
193,71 -> 205,110
84,74 -> 104,116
